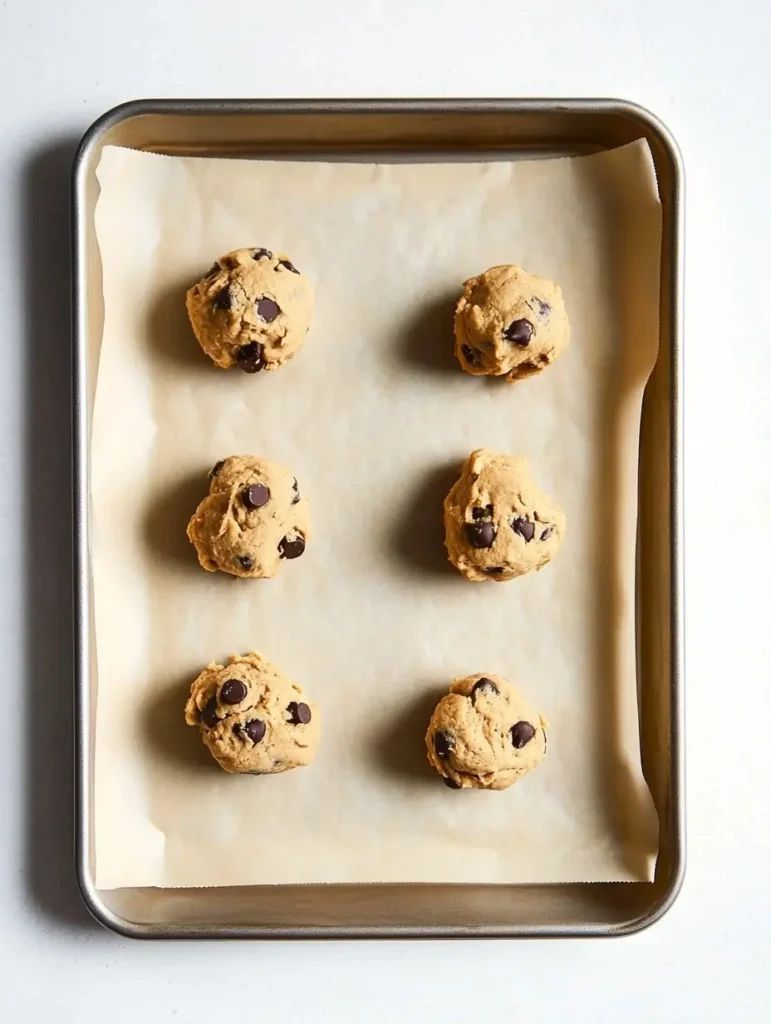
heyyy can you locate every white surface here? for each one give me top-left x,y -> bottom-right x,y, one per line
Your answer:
0,0 -> 768,1020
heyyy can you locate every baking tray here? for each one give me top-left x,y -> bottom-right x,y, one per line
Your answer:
72,98 -> 684,938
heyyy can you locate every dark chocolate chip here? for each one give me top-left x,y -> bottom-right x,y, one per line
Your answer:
209,459 -> 226,478
201,697 -> 219,728
252,248 -> 273,261
287,701 -> 312,725
465,521 -> 496,549
443,776 -> 461,789
434,730 -> 455,758
256,297 -> 280,323
244,719 -> 266,744
236,555 -> 254,571
535,298 -> 551,317
471,504 -> 493,520
485,566 -> 506,576
472,677 -> 499,699
503,318 -> 533,346
212,286 -> 232,311
512,517 -> 535,543
205,262 -> 220,278
237,341 -> 265,373
511,721 -> 536,748
278,534 -> 306,559
242,484 -> 270,509
291,478 -> 301,504
220,679 -> 247,705
461,343 -> 481,366
277,259 -> 299,274
540,526 -> 554,541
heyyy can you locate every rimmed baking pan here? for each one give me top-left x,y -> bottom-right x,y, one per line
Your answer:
73,98 -> 683,937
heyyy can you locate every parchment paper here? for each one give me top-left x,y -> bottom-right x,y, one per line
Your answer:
92,140 -> 661,888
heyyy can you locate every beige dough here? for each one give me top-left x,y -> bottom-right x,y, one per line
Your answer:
187,455 -> 310,579
444,448 -> 565,582
185,651 -> 320,774
186,247 -> 314,373
426,673 -> 547,791
454,264 -> 569,381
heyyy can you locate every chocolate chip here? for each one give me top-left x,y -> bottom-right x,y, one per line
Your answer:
237,341 -> 265,373
205,262 -> 220,278
472,677 -> 499,699
242,484 -> 270,509
503,318 -> 533,346
465,521 -> 496,548
277,259 -> 299,274
256,297 -> 280,323
471,505 -> 493,520
287,701 -> 312,725
220,679 -> 247,705
535,298 -> 551,317
209,459 -> 225,478
201,697 -> 219,728
244,719 -> 266,744
232,723 -> 241,737
512,517 -> 535,543
540,526 -> 554,541
252,248 -> 273,261
434,730 -> 455,758
461,344 -> 481,366
278,534 -> 305,559
236,555 -> 254,571
511,721 -> 536,748
212,286 -> 232,311
443,776 -> 461,789
485,566 -> 506,576
291,478 -> 301,504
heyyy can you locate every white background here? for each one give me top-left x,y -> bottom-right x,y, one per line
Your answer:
0,1 -> 769,1020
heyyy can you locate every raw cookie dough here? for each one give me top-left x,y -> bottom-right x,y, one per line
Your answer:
185,651 -> 320,774
454,264 -> 569,381
426,673 -> 547,791
187,455 -> 310,579
444,449 -> 565,582
186,247 -> 314,373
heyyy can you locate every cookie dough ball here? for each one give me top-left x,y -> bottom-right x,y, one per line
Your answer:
454,265 -> 569,382
187,455 -> 310,579
444,449 -> 565,582
185,651 -> 320,774
186,247 -> 314,373
426,673 -> 547,790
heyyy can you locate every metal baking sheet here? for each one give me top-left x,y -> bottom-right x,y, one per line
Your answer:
72,98 -> 684,937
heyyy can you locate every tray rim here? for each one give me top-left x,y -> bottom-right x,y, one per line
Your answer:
72,96 -> 684,939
